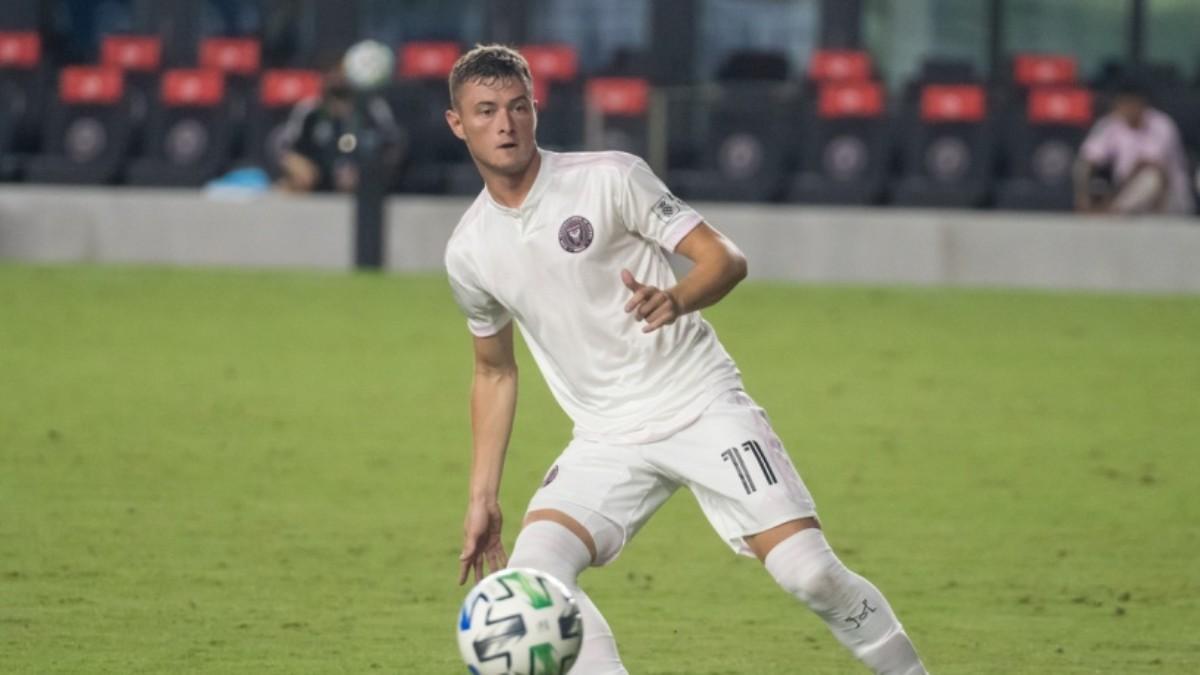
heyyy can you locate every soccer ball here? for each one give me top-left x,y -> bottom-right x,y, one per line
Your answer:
343,39 -> 394,91
457,568 -> 583,674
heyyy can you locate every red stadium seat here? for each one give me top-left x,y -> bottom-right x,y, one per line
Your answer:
126,69 -> 236,186
1013,54 -> 1078,88
199,38 -> 262,77
399,41 -> 460,80
807,50 -> 873,82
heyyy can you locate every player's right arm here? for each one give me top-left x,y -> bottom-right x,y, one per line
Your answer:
459,322 -> 518,585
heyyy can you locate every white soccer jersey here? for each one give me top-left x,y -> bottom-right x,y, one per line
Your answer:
445,149 -> 743,444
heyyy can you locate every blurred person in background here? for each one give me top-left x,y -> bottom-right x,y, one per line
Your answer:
1074,76 -> 1195,216
276,54 -> 404,194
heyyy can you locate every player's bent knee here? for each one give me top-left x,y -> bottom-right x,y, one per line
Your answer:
764,529 -> 851,610
777,558 -> 845,609
524,509 -> 599,562
524,507 -> 624,566
508,520 -> 591,589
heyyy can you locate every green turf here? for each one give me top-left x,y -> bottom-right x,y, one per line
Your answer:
1,263 -> 1198,674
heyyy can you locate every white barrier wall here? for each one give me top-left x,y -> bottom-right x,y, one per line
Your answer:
2,185 -> 1199,294
0,186 -> 354,268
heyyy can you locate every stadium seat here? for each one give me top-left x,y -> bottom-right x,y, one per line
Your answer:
99,34 -> 163,157
995,55 -> 1091,211
199,37 -> 263,157
24,66 -> 134,185
893,64 -> 993,207
245,68 -> 323,177
996,87 -> 1093,211
0,31 -> 48,180
388,41 -> 473,194
520,43 -> 583,151
125,69 -> 235,186
672,51 -> 798,202
788,50 -> 889,205
584,77 -> 651,158
807,49 -> 873,83
1142,63 -> 1200,160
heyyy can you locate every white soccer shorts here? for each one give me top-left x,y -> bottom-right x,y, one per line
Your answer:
527,389 -> 817,560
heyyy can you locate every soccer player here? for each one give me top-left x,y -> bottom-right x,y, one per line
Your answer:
445,45 -> 928,675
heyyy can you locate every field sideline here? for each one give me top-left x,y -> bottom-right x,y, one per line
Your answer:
2,264 -> 1198,674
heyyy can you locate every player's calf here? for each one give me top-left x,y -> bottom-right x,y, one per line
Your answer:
764,528 -> 928,675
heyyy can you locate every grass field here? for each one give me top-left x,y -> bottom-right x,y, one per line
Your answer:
2,263 -> 1198,674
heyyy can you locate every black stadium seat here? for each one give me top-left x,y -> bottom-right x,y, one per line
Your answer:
672,51 -> 798,202
789,50 -> 889,204
1142,63 -> 1200,155
996,54 -> 1093,210
199,37 -> 263,157
25,66 -> 135,185
584,77 -> 651,158
893,75 -> 993,207
100,34 -> 163,157
0,31 -> 48,180
389,41 -> 471,193
126,69 -> 235,186
521,43 -> 583,151
790,80 -> 889,204
997,87 -> 1093,210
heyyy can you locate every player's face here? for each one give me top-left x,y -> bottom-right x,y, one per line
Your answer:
1115,94 -> 1146,127
446,77 -> 538,177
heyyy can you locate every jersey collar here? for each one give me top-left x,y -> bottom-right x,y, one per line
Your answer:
485,148 -> 554,217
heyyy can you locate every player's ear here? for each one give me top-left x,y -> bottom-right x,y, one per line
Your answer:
445,107 -> 467,141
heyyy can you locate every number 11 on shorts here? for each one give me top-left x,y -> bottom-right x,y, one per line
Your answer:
721,440 -> 778,495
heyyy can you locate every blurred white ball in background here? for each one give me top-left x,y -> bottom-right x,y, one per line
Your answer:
344,40 -> 394,91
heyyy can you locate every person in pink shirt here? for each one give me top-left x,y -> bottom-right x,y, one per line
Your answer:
1074,77 -> 1196,215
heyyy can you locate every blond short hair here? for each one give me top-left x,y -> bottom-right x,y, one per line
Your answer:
448,44 -> 534,108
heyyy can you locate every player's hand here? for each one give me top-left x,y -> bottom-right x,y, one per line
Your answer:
621,269 -> 681,333
459,500 -> 508,586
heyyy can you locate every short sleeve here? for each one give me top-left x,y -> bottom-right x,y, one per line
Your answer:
278,102 -> 316,158
618,158 -> 704,251
1142,114 -> 1181,163
1080,118 -> 1115,165
446,251 -> 511,337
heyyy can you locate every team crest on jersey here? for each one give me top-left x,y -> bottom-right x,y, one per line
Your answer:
558,216 -> 594,253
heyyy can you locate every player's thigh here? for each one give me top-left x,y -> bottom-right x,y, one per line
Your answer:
650,389 -> 817,557
526,438 -> 677,565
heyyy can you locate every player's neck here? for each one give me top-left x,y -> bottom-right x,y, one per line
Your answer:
483,151 -> 543,210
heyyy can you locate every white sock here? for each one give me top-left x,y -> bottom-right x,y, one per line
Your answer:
764,529 -> 928,675
508,520 -> 628,675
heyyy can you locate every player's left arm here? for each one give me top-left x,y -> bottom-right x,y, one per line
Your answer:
623,222 -> 748,333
